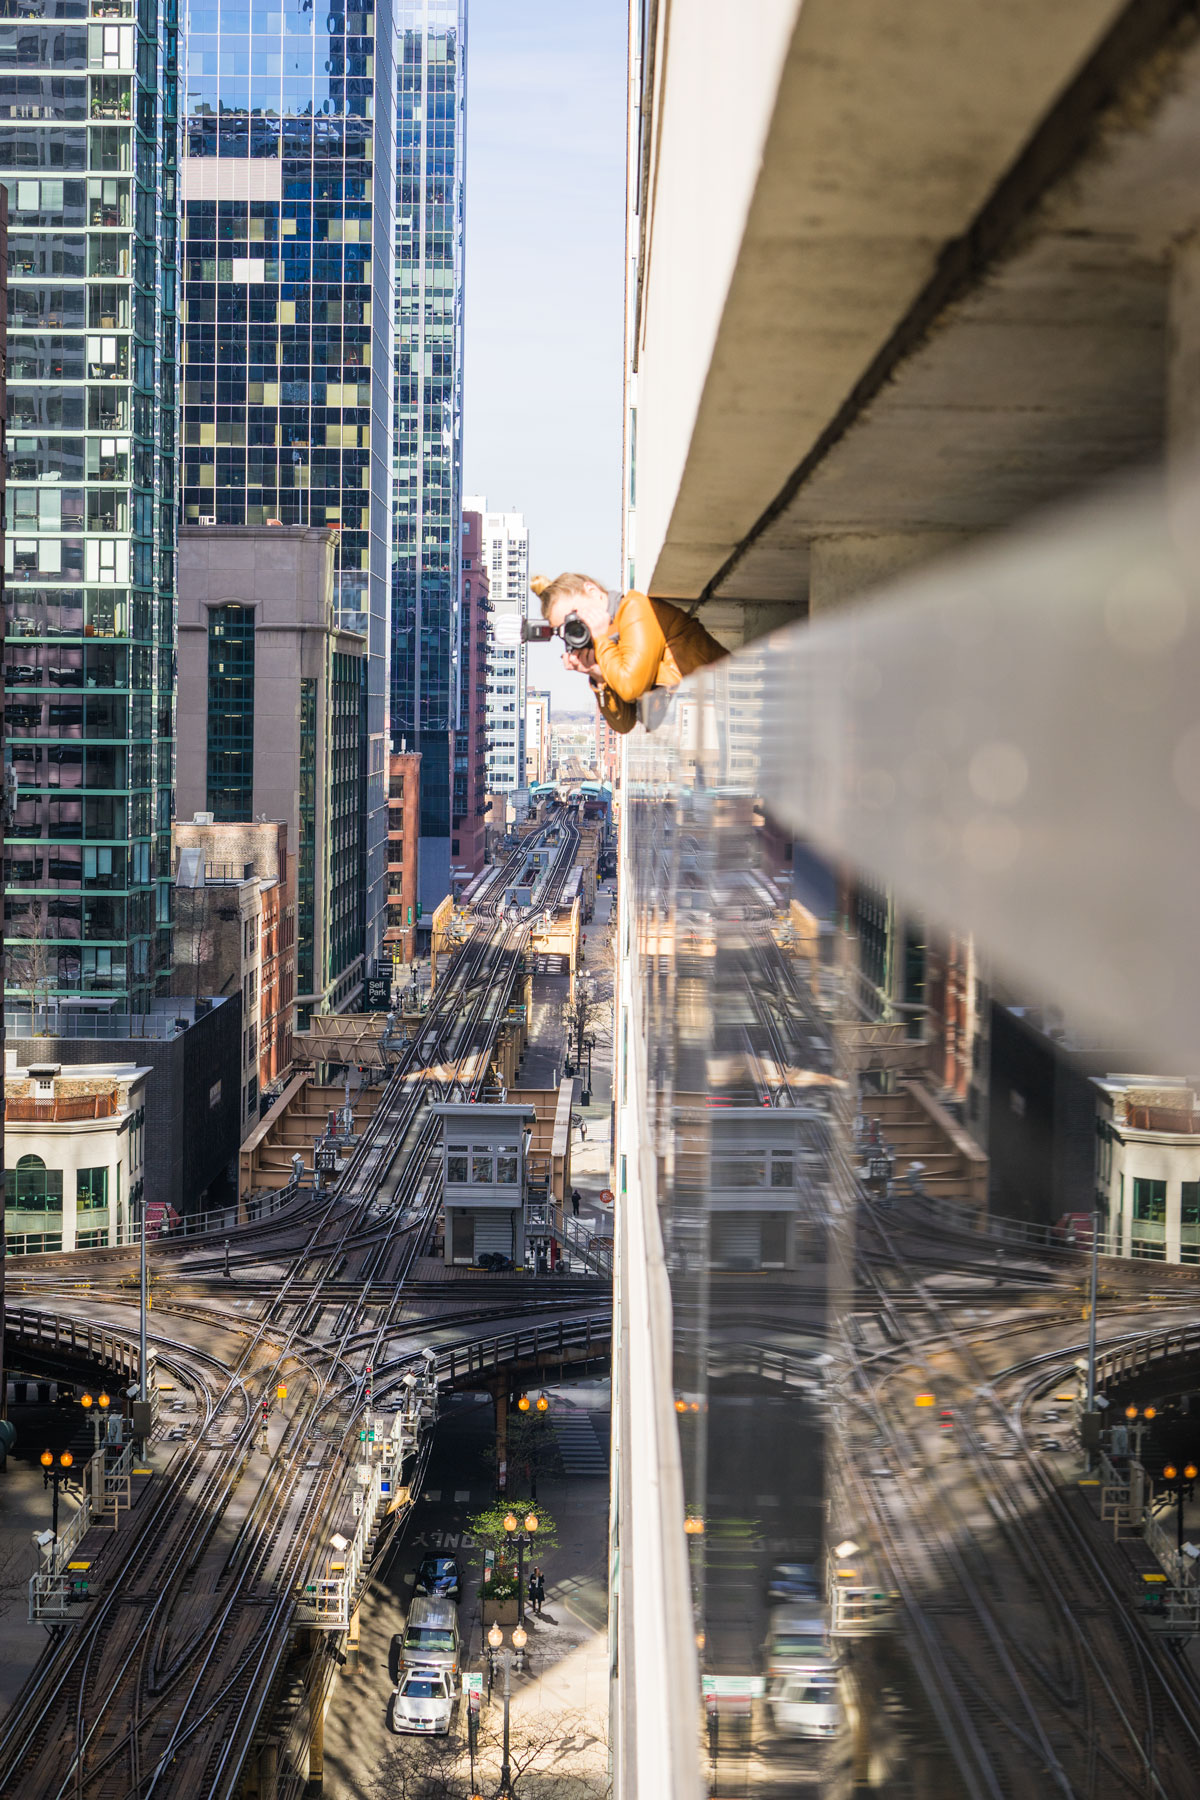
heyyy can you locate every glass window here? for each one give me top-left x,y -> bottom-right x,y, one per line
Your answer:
471,1152 -> 493,1185
76,1166 -> 108,1209
1133,1178 -> 1167,1223
7,1155 -> 64,1211
446,1153 -> 468,1183
711,1156 -> 766,1189
1182,1182 -> 1200,1227
496,1152 -> 518,1185
770,1155 -> 794,1189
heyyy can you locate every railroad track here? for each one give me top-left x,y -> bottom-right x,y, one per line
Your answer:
0,811 -> 597,1800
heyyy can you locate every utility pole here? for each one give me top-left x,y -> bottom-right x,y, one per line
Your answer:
1085,1207 -> 1099,1414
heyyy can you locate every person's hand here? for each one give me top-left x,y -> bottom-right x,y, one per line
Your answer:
562,646 -> 598,675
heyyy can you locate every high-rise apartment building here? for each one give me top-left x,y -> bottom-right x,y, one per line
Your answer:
393,2 -> 466,910
462,497 -> 528,798
177,0 -> 394,976
3,0 -> 179,1015
453,509 -> 489,880
526,689 -> 550,787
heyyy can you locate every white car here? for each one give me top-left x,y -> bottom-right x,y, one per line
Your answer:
769,1665 -> 840,1740
390,1669 -> 455,1736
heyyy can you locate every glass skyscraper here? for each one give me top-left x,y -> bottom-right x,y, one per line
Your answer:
178,0 -> 394,976
393,0 -> 465,910
3,0 -> 179,1015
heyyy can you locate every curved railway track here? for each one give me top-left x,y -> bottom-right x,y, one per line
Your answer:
0,810 -> 595,1800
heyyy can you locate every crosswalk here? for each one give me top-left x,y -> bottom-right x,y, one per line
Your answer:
552,1408 -> 609,1477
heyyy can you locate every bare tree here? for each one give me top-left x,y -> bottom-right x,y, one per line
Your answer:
7,897 -> 55,1033
367,1705 -> 611,1800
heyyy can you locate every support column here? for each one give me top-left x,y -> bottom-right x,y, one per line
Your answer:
494,1383 -> 509,1495
307,1656 -> 325,1789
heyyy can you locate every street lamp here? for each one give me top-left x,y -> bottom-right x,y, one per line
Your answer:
80,1389 -> 111,1506
487,1624 -> 525,1796
40,1449 -> 75,1546
504,1510 -> 539,1626
1160,1462 -> 1199,1554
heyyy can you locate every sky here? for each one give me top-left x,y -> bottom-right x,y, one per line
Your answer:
463,0 -> 628,709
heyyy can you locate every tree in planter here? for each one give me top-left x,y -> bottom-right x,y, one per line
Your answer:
468,1499 -> 558,1608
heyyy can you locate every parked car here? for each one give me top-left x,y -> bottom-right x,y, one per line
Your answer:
398,1596 -> 460,1678
762,1605 -> 829,1677
390,1669 -> 455,1735
1053,1212 -> 1096,1246
414,1555 -> 462,1602
769,1664 -> 840,1739
766,1562 -> 821,1605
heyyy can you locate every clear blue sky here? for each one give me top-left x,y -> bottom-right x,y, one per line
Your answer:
464,0 -> 627,707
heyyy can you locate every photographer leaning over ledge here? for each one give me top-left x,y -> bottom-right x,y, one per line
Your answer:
530,573 -> 727,734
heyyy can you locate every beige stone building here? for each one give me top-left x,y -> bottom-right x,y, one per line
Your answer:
177,526 -> 369,1025
4,1055 -> 148,1254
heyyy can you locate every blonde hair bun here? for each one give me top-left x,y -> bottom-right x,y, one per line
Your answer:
529,574 -> 551,598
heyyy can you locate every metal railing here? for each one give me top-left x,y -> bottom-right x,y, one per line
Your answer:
436,1315 -> 610,1387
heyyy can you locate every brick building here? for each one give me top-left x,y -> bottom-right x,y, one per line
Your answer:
385,749 -> 422,966
172,817 -> 296,1130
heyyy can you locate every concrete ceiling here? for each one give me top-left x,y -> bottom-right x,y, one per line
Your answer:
639,0 -> 1200,615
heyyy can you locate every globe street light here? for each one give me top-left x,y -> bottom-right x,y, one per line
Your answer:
80,1389 -> 111,1506
504,1509 -> 539,1626
488,1625 -> 524,1797
40,1449 -> 75,1547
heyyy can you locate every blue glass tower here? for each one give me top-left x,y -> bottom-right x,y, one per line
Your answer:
178,0 -> 394,979
393,0 -> 465,910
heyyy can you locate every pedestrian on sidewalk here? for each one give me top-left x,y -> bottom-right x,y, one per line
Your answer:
571,1188 -> 581,1218
528,1567 -> 539,1616
535,1569 -> 546,1614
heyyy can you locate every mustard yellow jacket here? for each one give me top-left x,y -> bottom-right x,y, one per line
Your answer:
589,591 -> 725,734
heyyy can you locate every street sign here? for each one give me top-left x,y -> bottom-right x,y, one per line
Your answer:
462,1673 -> 484,1698
599,1189 -> 614,1206
276,1384 -> 287,1401
701,1675 -> 764,1699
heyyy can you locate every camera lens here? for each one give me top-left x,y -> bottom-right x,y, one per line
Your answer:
562,613 -> 593,652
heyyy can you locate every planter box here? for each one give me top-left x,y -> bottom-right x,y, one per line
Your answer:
482,1595 -> 519,1626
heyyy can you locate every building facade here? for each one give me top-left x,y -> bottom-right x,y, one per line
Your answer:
172,816 -> 295,1131
1094,1076 -> 1200,1265
436,1100 -> 534,1267
176,526 -> 364,1025
3,0 -> 178,1015
178,0 -> 393,975
10,994 -> 241,1219
453,509 -> 489,881
4,1054 -> 148,1254
384,748 -> 421,966
393,2 -> 467,911
526,689 -> 550,788
463,496 -> 528,800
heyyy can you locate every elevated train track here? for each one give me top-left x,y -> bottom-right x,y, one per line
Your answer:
0,809 -> 598,1800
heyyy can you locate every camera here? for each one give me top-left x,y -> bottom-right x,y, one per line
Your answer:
520,613 -> 594,652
